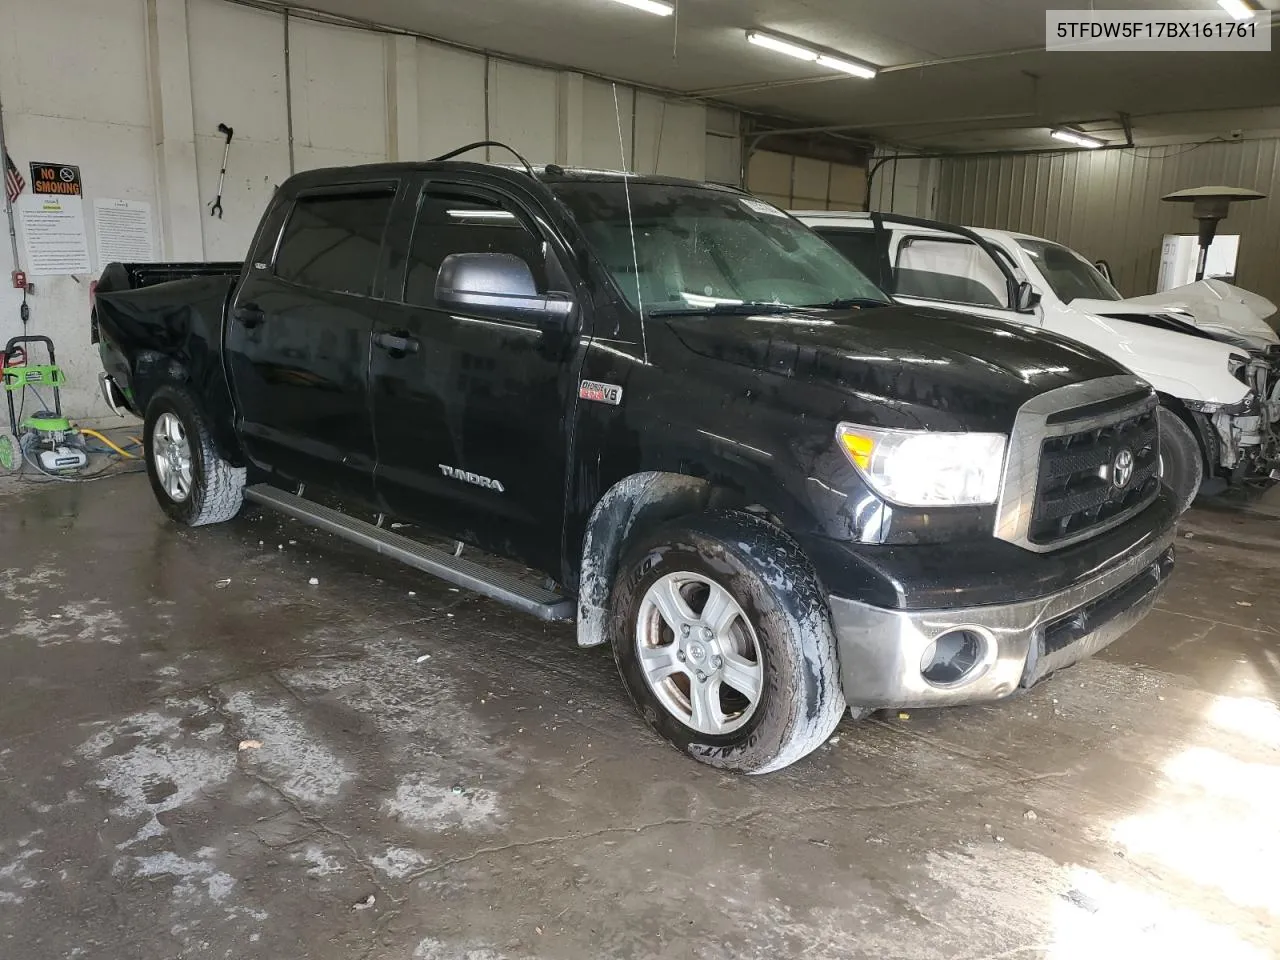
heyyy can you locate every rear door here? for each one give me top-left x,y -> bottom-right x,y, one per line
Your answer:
227,182 -> 399,499
371,175 -> 584,573
812,225 -> 888,288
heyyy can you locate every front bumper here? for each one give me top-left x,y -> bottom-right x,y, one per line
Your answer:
828,526 -> 1175,710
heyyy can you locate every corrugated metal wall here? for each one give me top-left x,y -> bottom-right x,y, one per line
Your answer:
937,139 -> 1280,303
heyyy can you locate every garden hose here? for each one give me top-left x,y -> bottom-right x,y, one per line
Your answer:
78,428 -> 137,459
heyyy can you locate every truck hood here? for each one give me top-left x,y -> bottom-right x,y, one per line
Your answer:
662,304 -> 1124,431
1073,279 -> 1279,351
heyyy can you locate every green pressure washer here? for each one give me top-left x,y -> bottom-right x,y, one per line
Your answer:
0,336 -> 88,474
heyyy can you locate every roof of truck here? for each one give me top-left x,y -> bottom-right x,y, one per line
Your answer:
282,159 -> 744,195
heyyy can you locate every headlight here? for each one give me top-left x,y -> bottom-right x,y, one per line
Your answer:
836,423 -> 1007,507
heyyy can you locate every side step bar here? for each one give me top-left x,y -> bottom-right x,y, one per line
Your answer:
245,485 -> 575,622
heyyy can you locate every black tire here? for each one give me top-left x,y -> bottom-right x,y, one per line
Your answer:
609,511 -> 845,775
1157,405 -> 1203,515
144,386 -> 245,526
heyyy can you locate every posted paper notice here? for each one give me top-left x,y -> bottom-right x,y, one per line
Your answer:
94,198 -> 155,266
18,194 -> 92,276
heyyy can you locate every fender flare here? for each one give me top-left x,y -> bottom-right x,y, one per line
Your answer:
575,472 -> 712,648
1157,392 -> 1216,472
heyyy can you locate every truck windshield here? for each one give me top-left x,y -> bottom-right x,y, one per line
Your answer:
1015,238 -> 1121,304
550,180 -> 889,316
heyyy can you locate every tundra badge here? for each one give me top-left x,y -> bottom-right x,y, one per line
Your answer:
579,380 -> 623,405
439,465 -> 505,493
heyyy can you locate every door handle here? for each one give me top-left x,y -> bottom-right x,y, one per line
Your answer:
373,332 -> 420,355
234,303 -> 265,327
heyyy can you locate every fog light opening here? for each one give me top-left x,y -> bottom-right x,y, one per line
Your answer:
921,629 -> 987,687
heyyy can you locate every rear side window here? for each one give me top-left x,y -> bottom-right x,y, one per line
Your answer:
815,228 -> 883,282
275,188 -> 395,296
403,191 -> 550,308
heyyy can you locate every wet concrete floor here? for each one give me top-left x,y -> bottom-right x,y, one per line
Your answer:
1,475 -> 1277,959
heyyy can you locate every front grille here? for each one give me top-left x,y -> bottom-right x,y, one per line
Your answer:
1029,406 -> 1160,546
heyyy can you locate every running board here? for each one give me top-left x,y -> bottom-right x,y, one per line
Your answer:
244,485 -> 575,621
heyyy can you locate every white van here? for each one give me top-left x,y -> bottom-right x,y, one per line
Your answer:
795,210 -> 1280,510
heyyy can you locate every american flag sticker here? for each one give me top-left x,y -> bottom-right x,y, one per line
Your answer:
579,380 -> 623,406
4,151 -> 25,205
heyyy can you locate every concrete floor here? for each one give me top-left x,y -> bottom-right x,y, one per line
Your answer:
1,475 -> 1277,960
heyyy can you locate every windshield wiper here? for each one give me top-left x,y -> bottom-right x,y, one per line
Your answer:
798,297 -> 889,310
648,302 -> 797,317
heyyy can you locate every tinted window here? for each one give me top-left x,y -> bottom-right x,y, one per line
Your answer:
1016,238 -> 1121,303
404,192 -> 550,307
275,188 -> 395,297
816,227 -> 883,281
550,181 -> 887,315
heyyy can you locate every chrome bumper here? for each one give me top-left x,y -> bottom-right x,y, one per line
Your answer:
98,373 -> 127,417
828,529 -> 1176,710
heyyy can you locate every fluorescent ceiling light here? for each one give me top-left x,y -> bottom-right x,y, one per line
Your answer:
610,0 -> 674,16
746,31 -> 819,61
816,54 -> 878,79
746,31 -> 878,79
1051,128 -> 1106,149
1217,0 -> 1257,21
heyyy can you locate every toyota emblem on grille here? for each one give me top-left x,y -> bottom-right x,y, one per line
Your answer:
1112,447 -> 1135,489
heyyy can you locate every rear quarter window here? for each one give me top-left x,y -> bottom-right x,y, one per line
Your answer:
275,188 -> 396,296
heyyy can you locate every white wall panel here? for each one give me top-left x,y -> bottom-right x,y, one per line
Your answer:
634,93 -> 705,180
188,0 -> 290,259
288,19 -> 388,168
581,78 -> 632,170
705,133 -> 740,186
488,61 -> 558,165
868,155 -> 936,217
0,0 -> 150,127
418,43 -> 487,162
0,0 -> 157,421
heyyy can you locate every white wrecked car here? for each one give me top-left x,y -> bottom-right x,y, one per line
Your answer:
796,210 -> 1279,510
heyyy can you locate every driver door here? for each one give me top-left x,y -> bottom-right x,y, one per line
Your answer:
371,176 -> 584,573
890,234 -> 1034,327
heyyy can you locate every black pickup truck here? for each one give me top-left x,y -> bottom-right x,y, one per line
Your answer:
93,148 -> 1177,773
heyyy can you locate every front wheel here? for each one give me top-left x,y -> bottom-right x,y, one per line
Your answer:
609,512 -> 845,774
144,386 -> 246,526
1157,406 -> 1203,515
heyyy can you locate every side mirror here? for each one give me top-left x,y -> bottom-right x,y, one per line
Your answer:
435,252 -> 575,327
1015,281 -> 1041,313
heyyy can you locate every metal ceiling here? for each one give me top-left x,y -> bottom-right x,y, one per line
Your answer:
241,0 -> 1280,149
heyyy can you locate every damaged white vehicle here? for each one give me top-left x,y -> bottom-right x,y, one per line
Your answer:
796,210 -> 1280,510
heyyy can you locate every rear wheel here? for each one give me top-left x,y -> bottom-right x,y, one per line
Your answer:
609,512 -> 845,774
144,386 -> 245,526
1157,405 -> 1203,515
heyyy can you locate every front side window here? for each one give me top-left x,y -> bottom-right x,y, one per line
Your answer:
895,237 -> 1008,308
404,191 -> 552,308
1016,238 -> 1121,303
550,181 -> 887,316
275,188 -> 395,296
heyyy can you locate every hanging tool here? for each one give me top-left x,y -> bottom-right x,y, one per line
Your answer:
209,123 -> 234,219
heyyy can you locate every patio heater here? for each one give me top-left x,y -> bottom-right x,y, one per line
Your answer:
1161,185 -> 1266,282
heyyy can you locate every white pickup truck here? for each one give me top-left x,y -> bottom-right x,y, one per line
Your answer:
795,211 -> 1280,510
